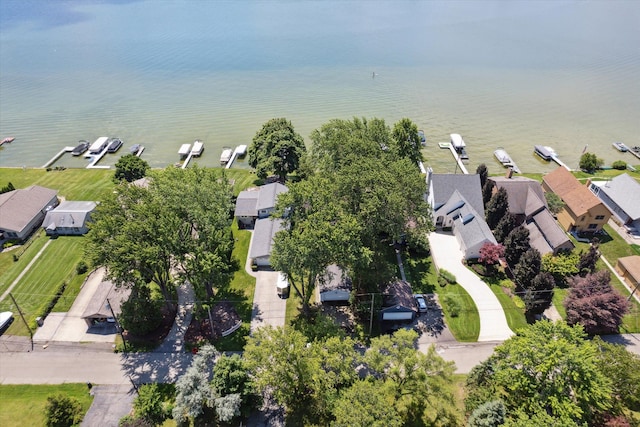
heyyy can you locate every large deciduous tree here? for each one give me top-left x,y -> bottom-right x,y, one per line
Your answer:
248,118 -> 306,181
331,380 -> 402,427
465,321 -> 613,426
545,191 -> 564,215
541,252 -> 580,287
390,118 -> 423,165
114,154 -> 149,182
579,152 -> 604,173
565,271 -> 630,335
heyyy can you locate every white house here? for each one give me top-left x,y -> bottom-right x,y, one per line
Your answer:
234,183 -> 288,228
42,201 -> 97,236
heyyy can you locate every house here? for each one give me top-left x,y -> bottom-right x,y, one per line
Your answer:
81,280 -> 130,327
490,175 -> 574,255
0,185 -> 59,241
615,256 -> 640,297
317,264 -> 352,303
234,183 -> 288,228
380,280 -> 416,322
42,201 -> 97,236
427,171 -> 497,259
249,218 -> 285,267
588,173 -> 640,229
542,167 -> 611,233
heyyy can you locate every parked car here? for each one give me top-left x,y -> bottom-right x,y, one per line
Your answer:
276,272 -> 290,299
414,294 -> 428,313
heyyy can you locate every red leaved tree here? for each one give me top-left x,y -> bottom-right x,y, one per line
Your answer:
479,242 -> 505,275
564,271 -> 630,335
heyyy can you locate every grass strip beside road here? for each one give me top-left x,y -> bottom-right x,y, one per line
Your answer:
436,282 -> 480,342
0,384 -> 93,427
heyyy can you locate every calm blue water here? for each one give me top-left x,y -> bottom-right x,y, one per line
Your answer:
1,0 -> 639,173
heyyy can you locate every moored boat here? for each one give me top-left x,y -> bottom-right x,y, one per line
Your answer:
494,148 -> 513,166
191,140 -> 204,156
129,144 -> 141,154
534,145 -> 556,160
1,137 -> 15,145
178,143 -> 192,159
107,138 -> 123,153
418,130 -> 426,146
612,141 -> 628,152
88,136 -> 110,155
72,140 -> 90,156
220,147 -> 233,164
235,144 -> 247,157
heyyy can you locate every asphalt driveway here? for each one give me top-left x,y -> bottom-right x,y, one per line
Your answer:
429,231 -> 514,342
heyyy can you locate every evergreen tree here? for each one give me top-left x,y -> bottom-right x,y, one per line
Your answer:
476,164 -> 489,189
468,400 -> 506,427
514,248 -> 541,290
493,212 -> 517,243
486,187 -> 509,229
523,272 -> 555,315
503,226 -> 529,267
482,180 -> 494,206
577,240 -> 600,276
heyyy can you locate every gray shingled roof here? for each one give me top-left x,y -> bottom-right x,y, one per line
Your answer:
525,209 -> 573,255
0,185 -> 58,233
381,280 -> 415,312
81,280 -> 130,319
597,174 -> 640,220
318,264 -> 352,293
430,174 -> 484,215
43,201 -> 97,231
489,176 -> 546,216
256,183 -> 288,212
525,221 -> 554,255
249,218 -> 285,259
234,190 -> 259,217
440,191 -> 497,252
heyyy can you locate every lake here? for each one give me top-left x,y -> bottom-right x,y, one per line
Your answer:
1,0 -> 639,173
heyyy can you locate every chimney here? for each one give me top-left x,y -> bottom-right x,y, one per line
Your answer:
505,168 -> 514,179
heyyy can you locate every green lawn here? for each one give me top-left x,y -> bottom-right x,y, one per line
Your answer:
211,221 -> 256,351
0,384 -> 93,427
0,236 -> 86,335
436,281 -> 480,342
0,231 -> 49,295
0,168 -> 116,201
486,280 -> 528,333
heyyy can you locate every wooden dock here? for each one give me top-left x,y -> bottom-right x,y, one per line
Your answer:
86,146 -> 111,169
550,153 -> 571,171
448,144 -> 469,174
629,147 -> 640,160
181,151 -> 194,169
42,146 -> 74,168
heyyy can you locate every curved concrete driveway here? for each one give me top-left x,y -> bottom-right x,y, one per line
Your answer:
429,231 -> 513,342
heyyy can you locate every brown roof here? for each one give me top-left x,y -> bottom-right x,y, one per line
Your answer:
490,176 -> 546,216
542,167 -> 602,217
0,185 -> 58,233
617,256 -> 640,283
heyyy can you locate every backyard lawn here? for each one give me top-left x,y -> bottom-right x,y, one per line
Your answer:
0,384 -> 93,427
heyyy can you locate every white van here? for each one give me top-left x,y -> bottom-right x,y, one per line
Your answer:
276,273 -> 290,299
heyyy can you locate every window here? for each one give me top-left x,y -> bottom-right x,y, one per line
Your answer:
588,224 -> 597,229
580,216 -> 586,222
595,215 -> 605,220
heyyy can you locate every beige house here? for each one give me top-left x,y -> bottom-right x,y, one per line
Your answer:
542,167 -> 611,233
0,185 -> 59,241
615,256 -> 640,298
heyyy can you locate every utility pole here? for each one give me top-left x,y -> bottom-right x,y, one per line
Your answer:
106,298 -> 127,352
369,293 -> 375,336
9,293 -> 33,351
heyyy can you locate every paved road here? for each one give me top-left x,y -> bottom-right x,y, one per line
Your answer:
429,231 -> 514,341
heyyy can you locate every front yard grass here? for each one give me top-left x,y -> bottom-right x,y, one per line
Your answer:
0,383 -> 93,427
484,277 -> 528,333
0,236 -> 86,336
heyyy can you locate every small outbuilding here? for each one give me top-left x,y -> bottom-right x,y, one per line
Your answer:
318,264 -> 352,304
616,255 -> 640,297
81,280 -> 130,327
380,280 -> 416,322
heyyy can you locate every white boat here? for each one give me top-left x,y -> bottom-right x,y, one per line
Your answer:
220,147 -> 233,164
450,133 -> 466,149
191,140 -> 204,156
612,141 -> 628,152
88,136 -> 109,155
178,143 -> 191,159
0,311 -> 13,330
494,148 -> 520,173
534,145 -> 556,161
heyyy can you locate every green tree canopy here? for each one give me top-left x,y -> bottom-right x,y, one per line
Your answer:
331,380 -> 402,427
503,226 -> 530,267
545,191 -> 564,215
465,321 -> 612,425
248,118 -> 306,181
579,152 -> 603,173
114,154 -> 149,182
485,187 -> 509,229
390,117 -> 423,165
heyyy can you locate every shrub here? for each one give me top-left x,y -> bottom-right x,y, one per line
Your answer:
132,384 -> 172,425
44,394 -> 83,427
443,295 -> 461,317
439,269 -> 457,284
612,160 -> 627,170
76,261 -> 88,275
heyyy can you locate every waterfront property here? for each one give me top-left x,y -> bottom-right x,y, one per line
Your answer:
426,170 -> 496,260
589,173 -> 640,230
42,201 -> 97,236
249,218 -> 285,268
0,185 -> 59,241
542,167 -> 611,233
234,182 -> 288,228
490,175 -> 574,255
